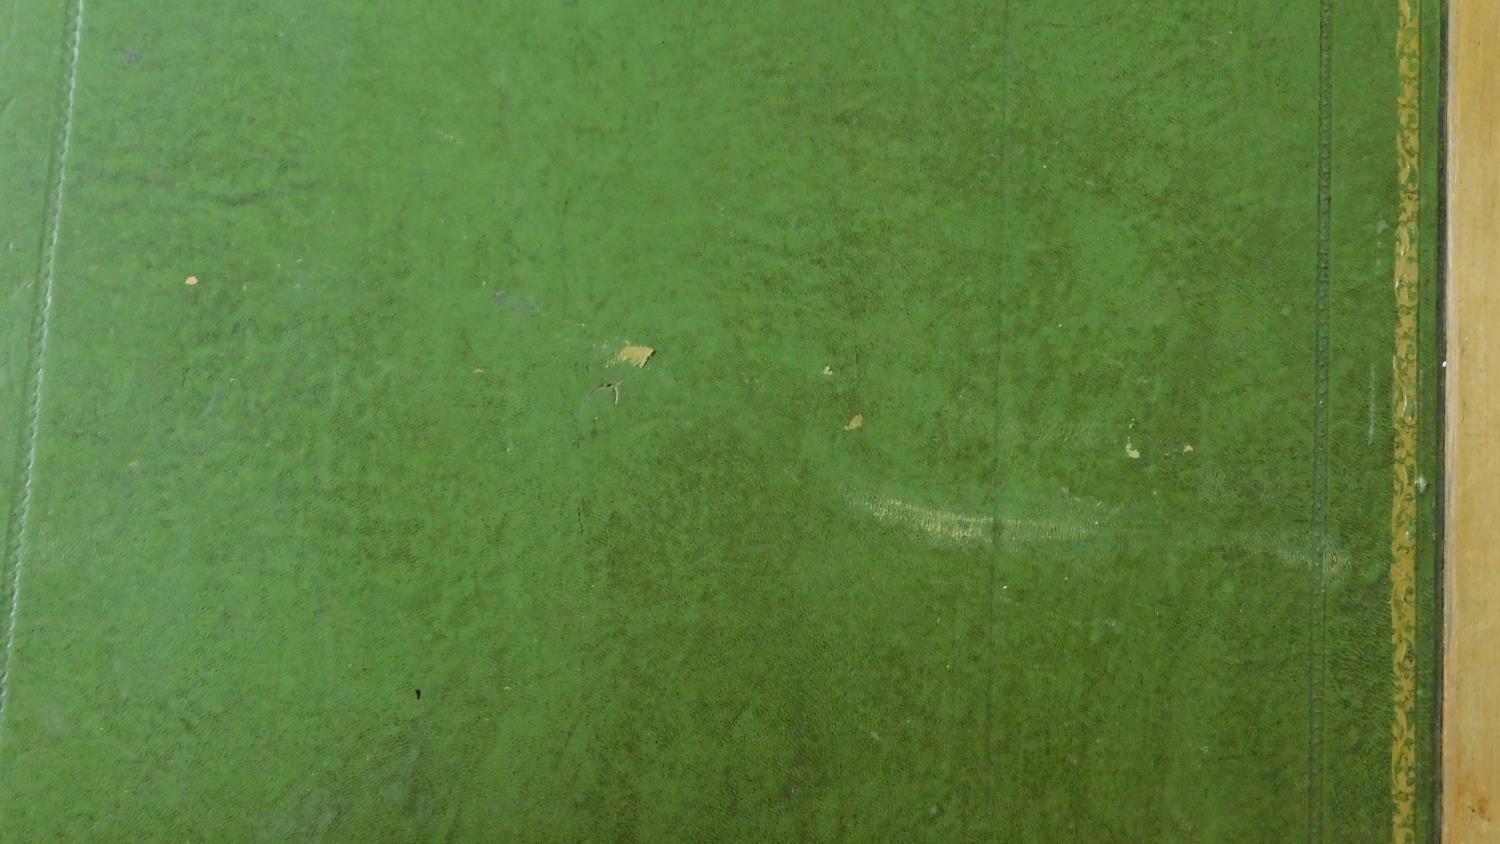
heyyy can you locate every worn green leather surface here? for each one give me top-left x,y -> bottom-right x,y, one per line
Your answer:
0,1 -> 1443,840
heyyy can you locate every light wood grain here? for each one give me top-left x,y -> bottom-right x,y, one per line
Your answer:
1444,2 -> 1500,840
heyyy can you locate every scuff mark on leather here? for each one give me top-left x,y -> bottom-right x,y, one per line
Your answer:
843,484 -> 1116,549
614,345 -> 655,368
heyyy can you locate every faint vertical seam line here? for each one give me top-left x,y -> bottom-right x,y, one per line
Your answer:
0,0 -> 85,746
1311,0 -> 1334,839
984,0 -> 1015,828
1390,0 -> 1422,839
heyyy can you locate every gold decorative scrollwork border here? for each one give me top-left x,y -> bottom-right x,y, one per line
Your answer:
1390,0 -> 1421,840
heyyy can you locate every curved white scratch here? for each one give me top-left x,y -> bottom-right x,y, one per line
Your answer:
0,0 -> 85,745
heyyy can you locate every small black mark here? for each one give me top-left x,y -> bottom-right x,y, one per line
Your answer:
123,48 -> 142,65
415,688 -> 421,700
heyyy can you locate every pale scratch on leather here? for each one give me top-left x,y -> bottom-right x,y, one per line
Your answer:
0,0 -> 86,746
848,489 -> 992,546
844,484 -> 1112,549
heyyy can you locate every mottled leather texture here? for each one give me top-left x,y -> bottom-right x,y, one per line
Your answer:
0,1 -> 1443,840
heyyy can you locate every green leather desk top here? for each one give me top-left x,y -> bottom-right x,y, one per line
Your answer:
0,1 -> 1444,840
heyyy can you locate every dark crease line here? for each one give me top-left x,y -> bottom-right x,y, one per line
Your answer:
1430,0 -> 1447,833
1310,0 -> 1334,839
984,0 -> 1015,834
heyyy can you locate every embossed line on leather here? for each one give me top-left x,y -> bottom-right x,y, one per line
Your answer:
983,0 -> 1015,810
0,0 -> 85,742
1310,0 -> 1334,837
